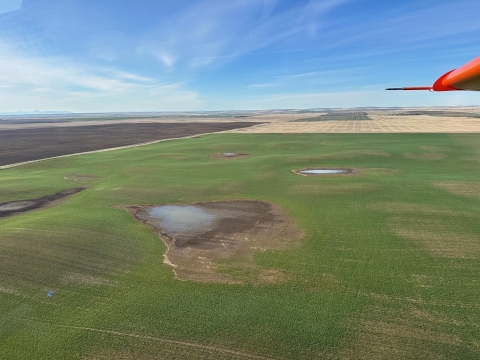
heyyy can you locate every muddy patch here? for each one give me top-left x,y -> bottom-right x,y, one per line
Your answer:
292,167 -> 357,176
210,152 -> 248,160
0,187 -> 86,218
125,200 -> 303,283
64,173 -> 100,182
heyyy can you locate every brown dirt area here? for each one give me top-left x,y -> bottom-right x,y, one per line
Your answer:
0,187 -> 86,218
124,200 -> 303,283
0,122 -> 261,167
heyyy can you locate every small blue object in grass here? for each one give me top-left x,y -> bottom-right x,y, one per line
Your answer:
47,291 -> 53,297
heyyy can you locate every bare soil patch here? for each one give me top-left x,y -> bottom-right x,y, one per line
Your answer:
64,174 -> 100,182
433,181 -> 480,199
256,269 -> 286,284
0,187 -> 86,218
370,201 -> 480,258
403,152 -> 446,161
210,152 -> 248,160
124,200 -> 303,283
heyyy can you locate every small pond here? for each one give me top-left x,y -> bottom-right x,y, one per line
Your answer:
149,205 -> 216,233
298,169 -> 347,175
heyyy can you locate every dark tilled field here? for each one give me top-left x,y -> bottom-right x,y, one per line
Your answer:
0,122 -> 260,166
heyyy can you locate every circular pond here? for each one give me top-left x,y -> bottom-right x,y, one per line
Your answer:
293,168 -> 352,176
211,152 -> 248,159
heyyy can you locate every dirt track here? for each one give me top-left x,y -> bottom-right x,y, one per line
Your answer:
0,122 -> 260,167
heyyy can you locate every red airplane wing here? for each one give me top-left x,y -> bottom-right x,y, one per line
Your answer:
386,55 -> 480,92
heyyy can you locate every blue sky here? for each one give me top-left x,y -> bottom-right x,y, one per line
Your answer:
0,0 -> 479,112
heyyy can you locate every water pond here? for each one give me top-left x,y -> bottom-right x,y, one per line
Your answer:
298,169 -> 347,175
149,205 -> 216,233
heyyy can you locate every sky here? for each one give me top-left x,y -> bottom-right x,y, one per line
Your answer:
0,0 -> 479,112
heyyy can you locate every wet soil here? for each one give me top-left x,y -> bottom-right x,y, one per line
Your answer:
0,188 -> 86,218
292,168 -> 355,176
126,200 -> 303,283
210,152 -> 248,159
0,122 -> 260,166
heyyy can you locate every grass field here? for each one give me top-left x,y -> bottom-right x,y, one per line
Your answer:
0,133 -> 479,359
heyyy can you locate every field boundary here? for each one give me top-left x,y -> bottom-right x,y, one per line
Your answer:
60,324 -> 276,360
0,130 -> 233,171
7,315 -> 274,360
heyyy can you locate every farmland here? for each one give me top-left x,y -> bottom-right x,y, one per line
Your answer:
0,131 -> 480,359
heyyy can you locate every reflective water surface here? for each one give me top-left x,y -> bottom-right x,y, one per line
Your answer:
149,205 -> 216,233
299,169 -> 346,174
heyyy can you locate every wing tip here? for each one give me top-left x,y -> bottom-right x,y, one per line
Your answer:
385,87 -> 432,91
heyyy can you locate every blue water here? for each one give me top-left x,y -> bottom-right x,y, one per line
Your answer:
299,169 -> 345,174
149,205 -> 216,233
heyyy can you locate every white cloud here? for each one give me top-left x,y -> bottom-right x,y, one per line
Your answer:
0,42 -> 203,112
139,0 -> 352,68
155,52 -> 176,68
0,0 -> 22,15
248,83 -> 280,88
328,1 -> 480,51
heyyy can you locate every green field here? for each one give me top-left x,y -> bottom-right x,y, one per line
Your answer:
1,133 -> 479,359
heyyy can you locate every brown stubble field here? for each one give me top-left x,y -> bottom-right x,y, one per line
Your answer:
229,107 -> 480,133
231,114 -> 480,133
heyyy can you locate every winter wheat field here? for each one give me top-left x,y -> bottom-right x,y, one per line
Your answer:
1,109 -> 480,359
